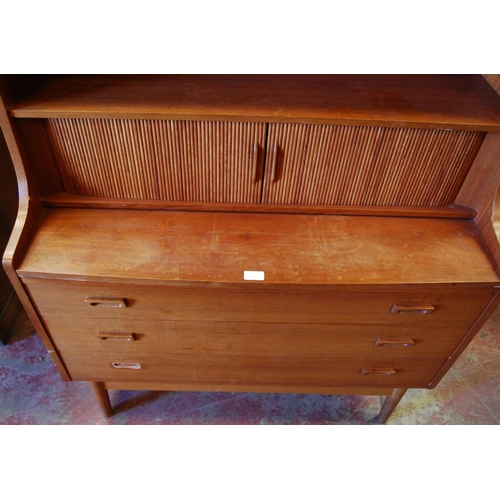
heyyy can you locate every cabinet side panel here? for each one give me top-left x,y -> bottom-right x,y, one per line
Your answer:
456,132 -> 500,269
15,119 -> 64,196
0,80 -> 70,380
428,290 -> 500,388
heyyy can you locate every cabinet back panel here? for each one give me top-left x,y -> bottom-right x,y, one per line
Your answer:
45,119 -> 266,203
263,124 -> 485,206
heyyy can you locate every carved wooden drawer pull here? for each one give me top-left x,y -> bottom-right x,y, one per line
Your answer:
374,337 -> 415,347
391,303 -> 435,314
361,367 -> 397,376
85,297 -> 127,308
111,362 -> 141,370
98,332 -> 136,342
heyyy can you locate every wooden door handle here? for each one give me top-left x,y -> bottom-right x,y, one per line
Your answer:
361,367 -> 397,375
85,297 -> 127,308
111,362 -> 141,370
391,303 -> 435,314
270,143 -> 279,182
374,337 -> 415,347
252,142 -> 260,182
98,332 -> 136,341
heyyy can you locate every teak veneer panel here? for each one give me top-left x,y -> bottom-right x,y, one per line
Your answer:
42,317 -> 484,358
17,208 -> 500,285
8,75 -> 500,131
23,279 -> 495,325
61,350 -> 445,388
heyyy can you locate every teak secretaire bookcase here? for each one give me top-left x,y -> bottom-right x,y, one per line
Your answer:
2,75 -> 500,423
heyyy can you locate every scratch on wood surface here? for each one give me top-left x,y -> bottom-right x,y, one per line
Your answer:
309,216 -> 364,255
210,214 -> 219,249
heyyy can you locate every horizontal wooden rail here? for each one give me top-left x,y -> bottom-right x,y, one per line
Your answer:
41,193 -> 478,219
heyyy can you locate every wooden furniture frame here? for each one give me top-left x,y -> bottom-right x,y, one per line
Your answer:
2,75 -> 500,423
0,127 -> 22,344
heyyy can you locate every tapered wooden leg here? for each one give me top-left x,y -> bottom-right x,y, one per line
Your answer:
377,388 -> 407,423
90,382 -> 113,417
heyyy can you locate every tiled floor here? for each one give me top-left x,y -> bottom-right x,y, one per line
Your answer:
1,306 -> 499,424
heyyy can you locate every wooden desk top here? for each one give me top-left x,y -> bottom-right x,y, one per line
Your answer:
17,208 -> 500,286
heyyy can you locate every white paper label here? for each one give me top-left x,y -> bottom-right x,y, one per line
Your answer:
244,270 -> 265,281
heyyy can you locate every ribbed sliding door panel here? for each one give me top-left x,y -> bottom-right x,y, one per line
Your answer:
46,119 -> 266,203
262,124 -> 485,206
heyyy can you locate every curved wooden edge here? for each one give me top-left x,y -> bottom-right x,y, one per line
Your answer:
456,132 -> 500,273
0,81 -> 71,381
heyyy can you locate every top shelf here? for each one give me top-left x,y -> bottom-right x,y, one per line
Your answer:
6,75 -> 500,131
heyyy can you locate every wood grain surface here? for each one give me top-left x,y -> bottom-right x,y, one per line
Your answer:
8,75 -> 500,131
17,208 -> 500,285
263,123 -> 483,206
5,75 -> 500,421
41,316 -> 481,357
43,118 -> 484,207
61,349 -> 446,388
456,133 -> 500,270
22,278 -> 495,325
0,78 -> 71,380
483,74 -> 500,96
46,118 -> 266,203
40,192 -> 478,218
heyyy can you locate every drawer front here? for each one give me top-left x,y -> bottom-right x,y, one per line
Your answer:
30,279 -> 493,390
24,278 -> 495,329
60,350 -> 446,388
46,317 -> 464,359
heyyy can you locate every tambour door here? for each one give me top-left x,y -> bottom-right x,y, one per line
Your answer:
45,119 -> 267,203
262,123 -> 485,206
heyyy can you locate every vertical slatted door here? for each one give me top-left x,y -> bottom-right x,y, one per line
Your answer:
262,123 -> 485,206
45,119 -> 267,203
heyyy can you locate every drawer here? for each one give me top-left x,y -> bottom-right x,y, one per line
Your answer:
46,317 -> 464,358
60,350 -> 447,388
24,278 -> 495,329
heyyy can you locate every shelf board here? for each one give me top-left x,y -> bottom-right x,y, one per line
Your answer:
7,75 -> 500,131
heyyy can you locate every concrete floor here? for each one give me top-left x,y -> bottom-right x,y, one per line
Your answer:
1,306 -> 499,424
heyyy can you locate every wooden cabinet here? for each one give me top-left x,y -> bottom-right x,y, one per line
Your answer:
2,75 -> 500,422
